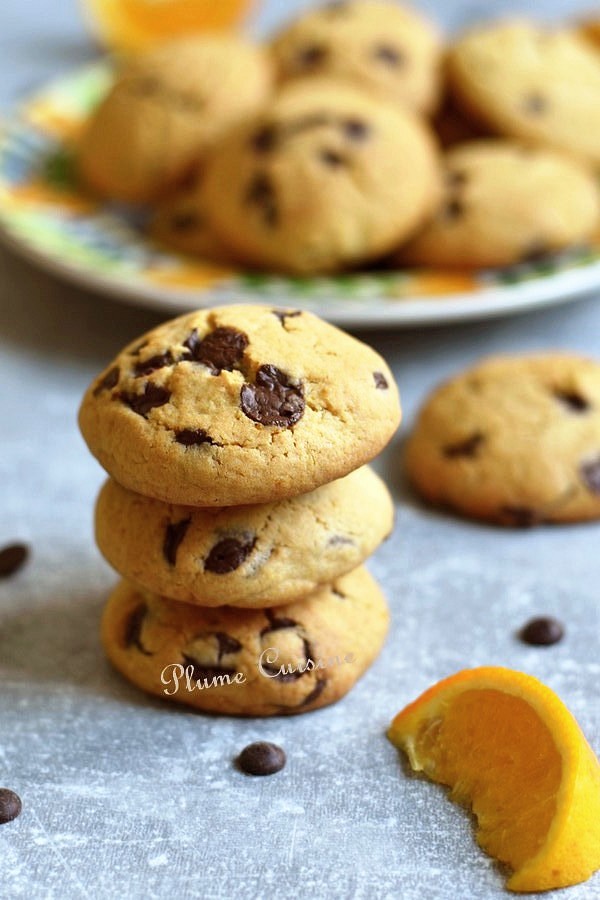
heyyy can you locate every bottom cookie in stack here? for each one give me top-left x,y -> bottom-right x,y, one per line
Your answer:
101,567 -> 389,717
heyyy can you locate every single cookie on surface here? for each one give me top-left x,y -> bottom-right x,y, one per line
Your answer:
270,0 -> 442,115
406,354 -> 600,526
447,21 -> 600,167
202,79 -> 441,275
78,34 -> 272,203
95,466 -> 394,608
101,567 -> 390,716
396,140 -> 600,269
78,305 -> 401,506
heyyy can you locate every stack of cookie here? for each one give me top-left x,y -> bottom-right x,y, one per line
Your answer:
78,304 -> 400,716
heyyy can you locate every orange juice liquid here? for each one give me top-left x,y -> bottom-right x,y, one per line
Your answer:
82,0 -> 253,51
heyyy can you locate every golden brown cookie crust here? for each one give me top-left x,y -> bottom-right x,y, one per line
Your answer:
95,466 -> 394,607
101,567 -> 390,716
78,305 -> 401,506
406,354 -> 600,525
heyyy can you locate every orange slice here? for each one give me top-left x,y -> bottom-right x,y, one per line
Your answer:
388,667 -> 600,892
81,0 -> 253,52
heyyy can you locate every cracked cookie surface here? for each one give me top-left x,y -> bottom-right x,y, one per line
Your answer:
447,21 -> 600,167
78,304 -> 401,506
95,466 -> 393,608
406,354 -> 600,525
101,566 -> 390,716
79,34 -> 272,203
270,0 -> 442,114
202,80 -> 441,274
397,140 -> 600,269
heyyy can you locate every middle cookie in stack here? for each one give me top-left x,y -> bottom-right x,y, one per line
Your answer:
79,304 -> 400,715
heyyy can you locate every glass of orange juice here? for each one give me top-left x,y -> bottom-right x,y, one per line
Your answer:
81,0 -> 254,52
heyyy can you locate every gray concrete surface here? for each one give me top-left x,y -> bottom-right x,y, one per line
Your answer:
1,1 -> 599,898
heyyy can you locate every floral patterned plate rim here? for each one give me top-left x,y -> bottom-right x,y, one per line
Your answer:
1,60 -> 600,328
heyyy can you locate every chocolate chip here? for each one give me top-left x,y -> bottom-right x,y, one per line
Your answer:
134,351 -> 175,376
500,505 -> 538,527
373,371 -> 388,390
262,612 -> 300,632
373,44 -> 405,66
0,789 -> 22,825
443,198 -> 465,220
343,119 -> 370,141
320,148 -> 348,167
182,656 -> 238,682
93,366 -> 120,396
215,632 -> 243,656
259,616 -> 311,682
121,383 -> 171,417
298,678 -> 327,707
443,432 -> 484,459
171,211 -> 203,232
163,518 -> 191,566
182,631 -> 243,682
272,309 -> 302,325
523,93 -> 547,114
328,535 -> 355,547
297,44 -> 327,68
0,543 -> 29,578
183,327 -> 249,374
124,604 -> 152,655
251,125 -> 278,153
519,616 -> 564,646
237,742 -> 286,776
244,173 -> 279,228
204,536 -> 256,574
580,457 -> 600,494
554,389 -> 590,413
175,428 -> 219,447
240,365 -> 305,427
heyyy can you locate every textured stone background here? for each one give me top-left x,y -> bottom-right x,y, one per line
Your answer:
1,1 -> 599,897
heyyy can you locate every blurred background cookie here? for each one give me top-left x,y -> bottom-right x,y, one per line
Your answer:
396,140 -> 600,269
270,0 -> 442,115
78,34 -> 273,203
202,79 -> 441,274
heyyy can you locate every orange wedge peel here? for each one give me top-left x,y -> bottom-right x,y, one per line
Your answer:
388,666 -> 600,892
81,0 -> 252,52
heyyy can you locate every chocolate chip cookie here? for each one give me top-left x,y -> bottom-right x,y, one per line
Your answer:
78,305 -> 401,506
406,354 -> 600,526
101,566 -> 390,716
397,140 -> 600,269
270,0 -> 442,115
95,465 -> 393,608
79,34 -> 272,203
202,79 -> 441,274
447,21 -> 600,167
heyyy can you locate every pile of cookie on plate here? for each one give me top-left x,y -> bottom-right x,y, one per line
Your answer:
79,305 -> 400,716
77,0 -> 600,276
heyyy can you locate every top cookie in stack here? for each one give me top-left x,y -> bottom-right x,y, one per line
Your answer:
78,304 -> 400,507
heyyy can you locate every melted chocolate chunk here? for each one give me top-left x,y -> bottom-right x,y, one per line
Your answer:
331,588 -> 347,599
520,616 -> 564,646
121,383 -> 171,417
240,365 -> 305,427
297,44 -> 328,68
373,371 -> 389,390
444,198 -> 465,220
204,536 -> 256,574
183,327 -> 249,374
0,542 -> 29,578
262,612 -> 300,632
298,678 -> 327,707
237,742 -> 286,776
93,366 -> 120,396
175,428 -> 219,447
343,118 -> 370,141
259,616 -> 311,682
320,148 -> 348,167
134,351 -> 175,376
554,389 -> 590,413
163,518 -> 191,566
215,632 -> 243,656
124,604 -> 152,655
244,173 -> 279,227
251,125 -> 278,153
500,505 -> 538,527
0,789 -> 22,825
523,93 -> 547,114
182,631 -> 242,681
182,657 -> 238,681
443,432 -> 484,459
373,44 -> 405,66
171,211 -> 203,231
580,457 -> 600,494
